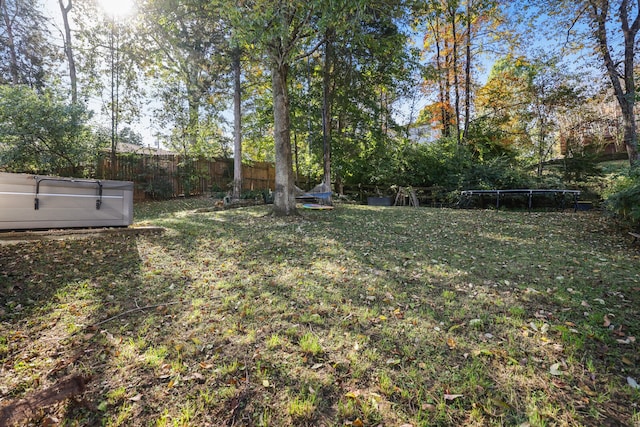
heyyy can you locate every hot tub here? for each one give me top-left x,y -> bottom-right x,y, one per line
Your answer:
0,172 -> 133,230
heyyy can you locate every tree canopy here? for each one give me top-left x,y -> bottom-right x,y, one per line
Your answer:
0,0 -> 638,210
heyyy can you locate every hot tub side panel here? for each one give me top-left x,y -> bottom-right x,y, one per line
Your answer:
0,173 -> 134,230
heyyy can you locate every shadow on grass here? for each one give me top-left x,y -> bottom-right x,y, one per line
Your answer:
0,204 -> 638,426
129,205 -> 639,425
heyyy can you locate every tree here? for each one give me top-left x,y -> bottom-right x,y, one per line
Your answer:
323,2 -> 415,188
528,61 -> 583,176
138,0 -> 229,159
0,0 -> 55,89
475,55 -> 583,173
232,0 -> 328,215
58,0 -> 77,104
474,55 -> 537,159
589,0 -> 640,165
64,0 -> 144,177
231,46 -> 243,201
416,0 -> 507,143
0,85 -> 93,176
535,0 -> 640,166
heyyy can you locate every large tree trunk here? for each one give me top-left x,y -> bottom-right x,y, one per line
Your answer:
321,30 -> 334,196
621,103 -> 639,164
591,0 -> 639,166
449,4 -> 461,145
431,19 -> 449,137
59,0 -> 77,104
272,62 -> 297,216
463,0 -> 472,141
232,48 -> 242,201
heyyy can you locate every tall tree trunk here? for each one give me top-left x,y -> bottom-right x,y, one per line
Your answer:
449,4 -> 461,145
294,130 -> 300,186
59,0 -> 77,104
187,73 -> 200,153
591,0 -> 639,166
321,29 -> 334,195
272,62 -> 297,215
110,20 -> 117,178
444,36 -> 453,138
432,19 -> 449,137
2,0 -> 19,84
463,0 -> 472,141
232,47 -> 242,201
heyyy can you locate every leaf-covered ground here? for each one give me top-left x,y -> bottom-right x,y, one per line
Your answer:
1,201 -> 639,426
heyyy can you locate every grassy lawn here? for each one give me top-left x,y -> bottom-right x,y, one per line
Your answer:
1,200 -> 639,426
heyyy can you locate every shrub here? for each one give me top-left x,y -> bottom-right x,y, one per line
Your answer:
604,166 -> 640,226
461,156 -> 535,190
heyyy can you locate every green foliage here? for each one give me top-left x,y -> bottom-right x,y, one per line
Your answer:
144,175 -> 174,201
461,156 -> 535,190
466,116 -> 522,162
401,138 -> 534,192
0,85 -> 94,176
604,166 -> 640,225
139,0 -> 230,159
401,138 -> 470,189
0,0 -> 55,89
558,151 -> 603,183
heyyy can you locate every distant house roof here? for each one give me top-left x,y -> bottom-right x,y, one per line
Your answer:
115,143 -> 175,156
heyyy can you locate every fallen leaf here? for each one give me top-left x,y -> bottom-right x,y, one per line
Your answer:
129,394 -> 142,402
491,398 -> 512,409
447,337 -> 457,349
444,394 -> 463,401
345,391 -> 359,399
549,363 -> 563,376
262,379 -> 270,387
353,418 -> 364,427
603,315 -> 611,327
552,379 -> 568,389
421,402 -> 436,411
627,377 -> 639,389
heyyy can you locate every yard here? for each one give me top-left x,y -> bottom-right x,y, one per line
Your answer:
1,200 -> 639,426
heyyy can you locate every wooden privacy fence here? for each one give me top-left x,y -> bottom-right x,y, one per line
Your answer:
97,154 -> 275,201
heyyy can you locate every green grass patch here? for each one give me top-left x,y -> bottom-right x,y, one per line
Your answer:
0,201 -> 638,426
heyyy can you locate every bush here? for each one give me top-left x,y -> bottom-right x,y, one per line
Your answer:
144,175 -> 174,200
604,166 -> 640,226
461,156 -> 535,190
401,138 -> 471,189
0,85 -> 93,176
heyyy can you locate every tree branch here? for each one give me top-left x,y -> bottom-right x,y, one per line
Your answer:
294,35 -> 326,62
93,301 -> 182,327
